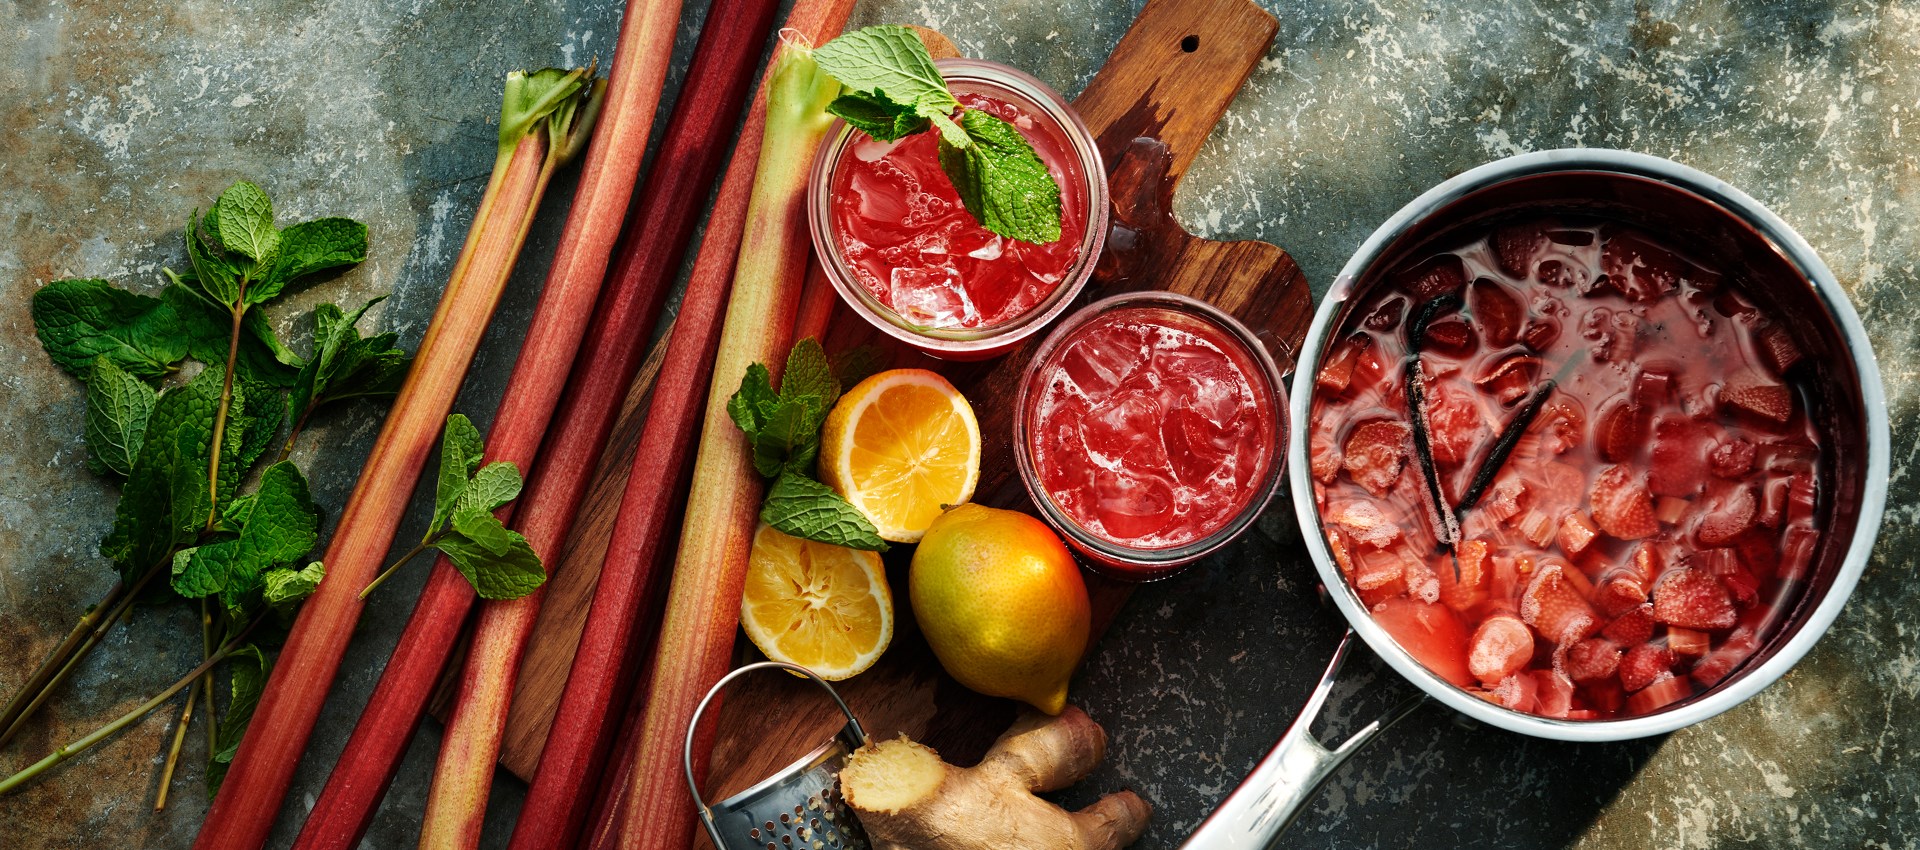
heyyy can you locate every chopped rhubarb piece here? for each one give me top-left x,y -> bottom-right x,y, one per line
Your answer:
1539,259 -> 1589,289
1523,317 -> 1561,351
1494,672 -> 1540,712
1470,278 -> 1525,347
1721,370 -> 1794,425
1521,562 -> 1599,644
1759,476 -> 1790,528
1779,522 -> 1819,582
1537,401 -> 1585,456
1482,478 -> 1529,522
1534,669 -> 1575,718
1424,318 -> 1475,356
1564,638 -> 1623,683
1328,529 -> 1358,579
1619,643 -> 1677,692
1759,441 -> 1819,473
1787,472 -> 1818,525
1474,354 -> 1542,406
1563,709 -> 1603,721
1362,295 -> 1407,331
1654,495 -> 1691,526
1595,398 -> 1640,463
1647,418 -> 1710,498
1494,221 -> 1548,278
1371,597 -> 1474,688
1696,484 -> 1757,546
1425,385 -> 1489,468
1316,337 -> 1361,394
1633,368 -> 1675,411
1352,547 -> 1406,591
1310,424 -> 1343,484
1343,421 -> 1411,497
1757,323 -> 1803,375
1595,571 -> 1650,617
1517,508 -> 1559,547
1666,626 -> 1711,656
1734,534 -> 1780,579
1329,499 -> 1402,548
1490,553 -> 1523,602
1582,678 -> 1627,714
1625,673 -> 1693,713
1558,512 -> 1599,557
1701,548 -> 1759,604
1590,464 -> 1658,540
1710,438 -> 1756,479
1603,605 -> 1658,646
1398,254 -> 1467,299
1404,553 -> 1440,605
1600,230 -> 1684,302
1438,539 -> 1490,612
1467,613 -> 1536,686
1692,627 -> 1760,686
1628,544 -> 1663,582
1652,567 -> 1738,630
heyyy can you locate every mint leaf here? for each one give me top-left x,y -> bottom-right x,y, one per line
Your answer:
206,642 -> 270,793
164,285 -> 300,388
433,414 -> 485,532
727,362 -> 780,437
186,212 -> 244,306
453,462 -> 522,519
752,397 -> 825,478
760,472 -> 888,551
262,560 -> 325,612
269,217 -> 367,291
244,308 -> 305,371
235,374 -> 283,473
781,338 -> 839,407
218,493 -> 257,534
101,366 -> 224,578
813,25 -> 958,121
83,356 -> 158,477
31,278 -> 187,380
287,298 -> 409,426
938,109 -> 1063,244
169,461 -> 319,610
212,181 -> 280,269
437,511 -> 545,600
827,91 -> 930,142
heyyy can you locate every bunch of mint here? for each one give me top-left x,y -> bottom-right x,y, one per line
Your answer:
728,339 -> 888,551
812,25 -> 1065,245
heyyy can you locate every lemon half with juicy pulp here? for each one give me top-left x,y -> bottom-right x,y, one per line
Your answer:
819,369 -> 981,543
740,524 -> 893,680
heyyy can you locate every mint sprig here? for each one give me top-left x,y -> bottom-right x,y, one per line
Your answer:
728,339 -> 888,552
812,25 -> 1065,245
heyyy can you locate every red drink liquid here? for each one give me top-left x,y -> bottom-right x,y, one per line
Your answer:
829,91 -> 1088,330
1028,305 -> 1279,557
1311,218 -> 1824,720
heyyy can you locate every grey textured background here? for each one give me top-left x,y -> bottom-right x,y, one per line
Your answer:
1,0 -> 1916,847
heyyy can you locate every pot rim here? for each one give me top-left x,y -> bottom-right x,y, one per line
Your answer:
1285,148 -> 1890,741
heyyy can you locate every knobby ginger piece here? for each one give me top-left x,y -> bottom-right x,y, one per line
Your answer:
840,705 -> 1151,850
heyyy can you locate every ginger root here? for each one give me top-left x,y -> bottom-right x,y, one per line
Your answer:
839,705 -> 1151,850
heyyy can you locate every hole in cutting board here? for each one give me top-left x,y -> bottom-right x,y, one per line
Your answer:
1181,34 -> 1200,52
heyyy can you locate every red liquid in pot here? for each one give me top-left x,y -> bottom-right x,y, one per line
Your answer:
829,92 -> 1086,330
1310,219 -> 1823,719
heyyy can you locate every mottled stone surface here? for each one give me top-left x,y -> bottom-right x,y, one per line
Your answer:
1,0 -> 1916,848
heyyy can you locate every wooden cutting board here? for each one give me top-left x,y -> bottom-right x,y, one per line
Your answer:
696,0 -> 1315,808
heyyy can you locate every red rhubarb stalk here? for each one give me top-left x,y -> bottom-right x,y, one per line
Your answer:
590,32 -> 844,850
417,0 -> 778,844
276,5 -> 686,848
193,68 -> 603,850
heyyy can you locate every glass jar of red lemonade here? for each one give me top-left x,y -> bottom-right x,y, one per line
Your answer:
808,58 -> 1108,360
1015,292 -> 1288,580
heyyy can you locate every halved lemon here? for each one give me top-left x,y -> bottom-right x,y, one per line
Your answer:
740,523 -> 893,680
819,369 -> 981,543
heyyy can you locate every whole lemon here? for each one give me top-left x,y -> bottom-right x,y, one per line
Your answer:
909,503 -> 1089,714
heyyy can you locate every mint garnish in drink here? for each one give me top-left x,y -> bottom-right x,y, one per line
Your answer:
811,25 -> 1065,245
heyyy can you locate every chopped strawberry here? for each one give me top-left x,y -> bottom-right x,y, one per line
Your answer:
1652,567 -> 1738,630
1470,278 -> 1524,347
1779,522 -> 1819,582
1619,643 -> 1677,692
1424,318 -> 1475,356
1533,669 -> 1575,718
1564,638 -> 1623,683
1701,548 -> 1759,604
1404,553 -> 1440,605
1757,322 -> 1804,375
1398,255 -> 1467,300
1603,605 -> 1658,647
1343,421 -> 1411,497
1696,484 -> 1757,546
1329,500 -> 1403,549
1521,562 -> 1599,644
1733,533 -> 1780,580
1328,529 -> 1358,579
1654,495 -> 1691,526
1494,221 -> 1548,278
1523,317 -> 1561,351
1667,626 -> 1711,656
1558,512 -> 1599,557
1692,627 -> 1760,687
1438,539 -> 1490,612
1535,461 -> 1589,512
1467,613 -> 1536,686
1310,424 -> 1343,483
1424,385 -> 1489,467
1721,370 -> 1794,426
1600,230 -> 1684,302
1494,672 -> 1540,713
1647,418 -> 1710,498
1594,398 -> 1640,464
1370,597 -> 1474,688
1595,571 -> 1650,617
1625,673 -> 1693,713
1473,354 -> 1542,406
1590,464 -> 1658,540
1363,295 -> 1407,332
1709,438 -> 1756,479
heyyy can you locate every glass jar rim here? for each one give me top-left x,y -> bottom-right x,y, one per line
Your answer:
1014,290 -> 1291,575
807,58 -> 1110,354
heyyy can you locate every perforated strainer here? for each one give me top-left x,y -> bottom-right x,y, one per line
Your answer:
685,661 -> 873,850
